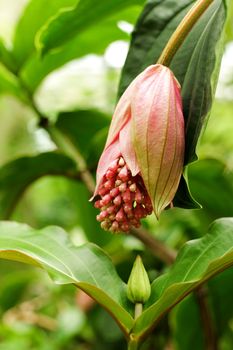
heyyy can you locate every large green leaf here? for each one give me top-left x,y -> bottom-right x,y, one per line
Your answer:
0,152 -> 77,219
118,0 -> 226,165
118,0 -> 226,209
20,7 -> 139,92
131,218 -> 233,339
0,222 -> 134,333
0,219 -> 232,339
36,0 -> 144,55
12,0 -> 77,68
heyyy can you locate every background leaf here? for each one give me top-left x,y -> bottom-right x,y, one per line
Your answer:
132,218 -> 233,339
0,40 -> 16,72
0,221 -> 134,333
12,0 -> 77,68
67,181 -> 115,246
0,64 -> 26,101
55,109 -> 110,167
0,152 -> 77,219
20,7 -> 140,92
172,294 -> 205,350
37,0 -> 145,55
188,159 -> 233,219
172,267 -> 233,350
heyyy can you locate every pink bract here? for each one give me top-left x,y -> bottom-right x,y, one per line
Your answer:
92,64 -> 185,232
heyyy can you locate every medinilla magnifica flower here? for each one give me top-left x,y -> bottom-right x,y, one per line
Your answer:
92,64 -> 185,233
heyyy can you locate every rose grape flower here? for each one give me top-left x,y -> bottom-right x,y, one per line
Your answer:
92,64 -> 185,233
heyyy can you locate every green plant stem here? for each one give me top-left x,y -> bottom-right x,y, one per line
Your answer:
157,0 -> 214,66
128,335 -> 140,350
127,294 -> 143,348
135,303 -> 143,319
131,227 -> 177,265
195,285 -> 217,350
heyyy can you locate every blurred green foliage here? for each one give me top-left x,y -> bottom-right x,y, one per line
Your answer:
0,0 -> 232,349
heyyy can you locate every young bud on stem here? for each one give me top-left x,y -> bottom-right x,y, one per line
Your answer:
127,255 -> 151,305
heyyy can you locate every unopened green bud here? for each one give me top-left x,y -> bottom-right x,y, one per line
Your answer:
127,255 -> 151,304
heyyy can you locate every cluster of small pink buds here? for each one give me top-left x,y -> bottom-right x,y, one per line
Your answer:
94,157 -> 153,233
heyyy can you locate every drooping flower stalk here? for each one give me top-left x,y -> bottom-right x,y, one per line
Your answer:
157,0 -> 214,66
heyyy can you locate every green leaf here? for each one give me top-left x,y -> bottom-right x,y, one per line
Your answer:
172,294 -> 205,350
208,267 -> 233,335
0,64 -> 26,101
225,0 -> 233,43
172,267 -> 233,349
0,152 -> 77,219
118,0 -> 226,208
12,0 -> 77,68
119,0 -> 226,164
36,0 -> 144,55
188,159 -> 233,219
173,174 -> 201,209
20,7 -> 139,92
0,134 -> 113,247
132,218 -> 233,339
0,221 -> 134,333
55,109 -> 110,167
0,270 -> 36,311
0,40 -> 17,72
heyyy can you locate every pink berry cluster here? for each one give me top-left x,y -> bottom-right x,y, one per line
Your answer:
94,157 -> 153,233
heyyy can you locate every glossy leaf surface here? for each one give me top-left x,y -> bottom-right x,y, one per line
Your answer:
0,152 -> 77,219
0,222 -> 134,333
132,218 -> 233,339
119,0 -> 226,165
13,0 -> 77,67
37,0 -> 144,54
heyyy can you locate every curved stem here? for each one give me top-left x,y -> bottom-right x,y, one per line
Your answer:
157,0 -> 214,66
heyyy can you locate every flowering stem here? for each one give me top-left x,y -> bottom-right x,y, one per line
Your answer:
157,0 -> 214,66
131,227 -> 177,265
135,303 -> 143,319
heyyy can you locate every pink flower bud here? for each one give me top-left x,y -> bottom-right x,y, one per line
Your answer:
91,64 -> 184,232
110,187 -> 119,197
122,189 -> 131,203
113,195 -> 122,206
131,65 -> 184,217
